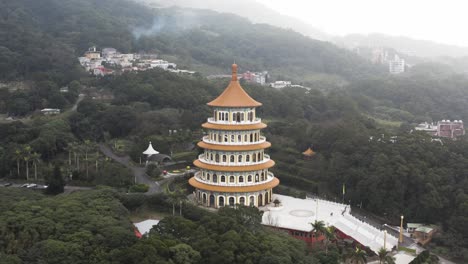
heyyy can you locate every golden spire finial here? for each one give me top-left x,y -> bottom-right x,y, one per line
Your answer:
232,63 -> 238,81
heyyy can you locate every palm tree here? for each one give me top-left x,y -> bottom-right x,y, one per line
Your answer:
311,220 -> 327,238
345,247 -> 368,264
14,149 -> 22,178
168,190 -> 186,216
323,226 -> 337,255
83,140 -> 93,179
31,152 -> 41,180
378,247 -> 395,264
23,146 -> 32,181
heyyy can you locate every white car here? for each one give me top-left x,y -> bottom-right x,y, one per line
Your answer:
26,184 -> 37,188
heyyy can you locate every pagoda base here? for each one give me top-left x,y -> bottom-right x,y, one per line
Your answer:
193,188 -> 274,208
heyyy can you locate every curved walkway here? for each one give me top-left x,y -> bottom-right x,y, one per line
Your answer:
99,144 -> 161,194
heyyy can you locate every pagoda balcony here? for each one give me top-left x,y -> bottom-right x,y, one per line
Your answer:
207,117 -> 261,125
198,154 -> 270,166
194,171 -> 275,187
202,135 -> 266,145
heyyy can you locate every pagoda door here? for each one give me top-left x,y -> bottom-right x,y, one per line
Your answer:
258,194 -> 263,206
209,195 -> 215,207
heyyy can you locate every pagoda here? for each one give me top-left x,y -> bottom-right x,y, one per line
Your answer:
189,64 -> 279,208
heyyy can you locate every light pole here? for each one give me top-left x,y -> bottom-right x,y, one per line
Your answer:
399,215 -> 404,243
384,230 -> 387,250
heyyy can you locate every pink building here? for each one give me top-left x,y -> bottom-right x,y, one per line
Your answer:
437,120 -> 465,139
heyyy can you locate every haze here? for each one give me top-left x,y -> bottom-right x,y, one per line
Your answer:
257,0 -> 468,47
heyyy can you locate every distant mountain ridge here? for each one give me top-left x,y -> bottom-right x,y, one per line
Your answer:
335,33 -> 468,58
136,0 -> 330,41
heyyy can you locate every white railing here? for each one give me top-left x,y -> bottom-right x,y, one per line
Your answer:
207,117 -> 261,125
198,154 -> 271,166
202,135 -> 266,145
194,171 -> 275,187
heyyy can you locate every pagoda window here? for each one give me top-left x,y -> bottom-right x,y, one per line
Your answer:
246,155 -> 250,162
244,134 -> 248,142
219,196 -> 225,207
257,153 -> 261,161
247,175 -> 252,182
261,172 -> 265,181
214,110 -> 218,121
249,196 -> 255,206
249,112 -> 253,121
210,153 -> 213,161
255,174 -> 259,182
215,154 -> 220,162
213,174 -> 217,183
250,134 -> 253,142
240,112 -> 244,121
230,155 -> 235,162
207,173 -> 211,181
222,155 -> 227,162
253,154 -> 257,162
238,155 -> 242,162
239,176 -> 244,183
239,197 -> 245,205
229,197 -> 235,206
224,135 -> 228,142
238,135 -> 242,142
221,175 -> 226,182
231,135 -> 235,142
229,176 -> 235,183
255,133 -> 259,141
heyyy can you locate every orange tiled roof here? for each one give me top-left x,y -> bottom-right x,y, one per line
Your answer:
202,122 -> 267,131
189,177 -> 279,193
194,159 -> 275,172
302,147 -> 316,156
207,64 -> 262,107
197,141 -> 271,151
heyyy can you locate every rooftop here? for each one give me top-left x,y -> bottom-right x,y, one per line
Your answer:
261,194 -> 398,253
207,64 -> 262,108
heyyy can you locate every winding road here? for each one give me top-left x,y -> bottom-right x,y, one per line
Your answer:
98,144 -> 161,194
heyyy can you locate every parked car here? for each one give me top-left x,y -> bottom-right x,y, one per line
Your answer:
26,184 -> 37,188
21,183 -> 30,188
3,182 -> 12,187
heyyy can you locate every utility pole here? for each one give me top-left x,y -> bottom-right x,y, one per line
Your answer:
399,215 -> 404,244
384,230 -> 387,250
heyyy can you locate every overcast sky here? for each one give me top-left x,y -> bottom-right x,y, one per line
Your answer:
256,0 -> 467,47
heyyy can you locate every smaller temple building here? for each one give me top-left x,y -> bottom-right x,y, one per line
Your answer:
302,147 -> 316,160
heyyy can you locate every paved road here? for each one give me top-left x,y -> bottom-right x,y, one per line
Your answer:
98,144 -> 161,194
71,94 -> 85,112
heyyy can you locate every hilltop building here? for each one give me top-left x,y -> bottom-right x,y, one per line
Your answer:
389,54 -> 405,74
270,81 -> 291,89
189,64 -> 279,208
415,120 -> 465,139
242,71 -> 268,85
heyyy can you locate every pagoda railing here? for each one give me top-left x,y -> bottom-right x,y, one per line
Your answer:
202,135 -> 266,145
194,171 -> 275,187
207,117 -> 261,125
198,154 -> 270,166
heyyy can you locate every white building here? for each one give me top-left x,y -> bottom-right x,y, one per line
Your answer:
270,81 -> 291,89
389,55 -> 405,74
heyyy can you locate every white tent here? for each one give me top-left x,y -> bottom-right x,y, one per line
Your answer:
143,141 -> 159,157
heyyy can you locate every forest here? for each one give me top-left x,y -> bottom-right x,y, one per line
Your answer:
0,0 -> 467,262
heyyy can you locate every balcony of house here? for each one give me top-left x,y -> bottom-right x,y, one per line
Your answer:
198,154 -> 270,166
202,135 -> 266,145
194,171 -> 275,187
